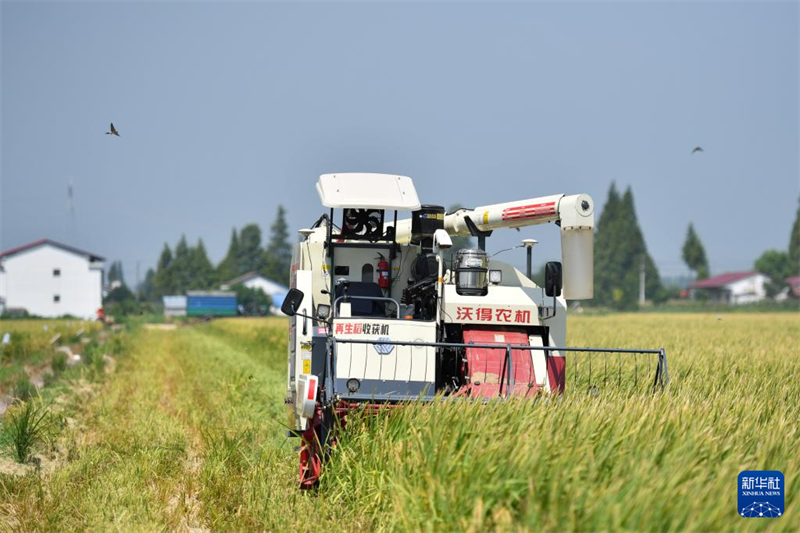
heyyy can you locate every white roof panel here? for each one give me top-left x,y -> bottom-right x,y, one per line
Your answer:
316,173 -> 421,211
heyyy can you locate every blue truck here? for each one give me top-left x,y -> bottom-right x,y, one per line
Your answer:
185,291 -> 237,317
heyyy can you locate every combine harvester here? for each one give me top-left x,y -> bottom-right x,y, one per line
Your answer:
283,173 -> 669,487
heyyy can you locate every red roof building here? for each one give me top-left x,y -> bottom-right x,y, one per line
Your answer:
688,271 -> 769,305
0,238 -> 104,262
786,276 -> 800,298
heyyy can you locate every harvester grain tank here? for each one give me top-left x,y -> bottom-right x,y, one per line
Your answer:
283,173 -> 669,488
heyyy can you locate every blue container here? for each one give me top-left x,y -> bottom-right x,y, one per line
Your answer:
186,291 -> 237,317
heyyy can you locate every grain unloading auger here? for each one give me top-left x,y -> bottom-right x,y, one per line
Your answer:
284,173 -> 669,488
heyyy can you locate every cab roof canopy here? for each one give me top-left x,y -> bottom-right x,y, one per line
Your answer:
316,173 -> 421,211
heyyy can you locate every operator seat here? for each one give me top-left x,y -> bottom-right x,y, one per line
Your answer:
335,281 -> 387,317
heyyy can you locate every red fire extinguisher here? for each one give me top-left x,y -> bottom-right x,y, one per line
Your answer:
377,255 -> 390,289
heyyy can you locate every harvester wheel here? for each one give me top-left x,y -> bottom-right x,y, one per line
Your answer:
298,403 -> 336,489
299,405 -> 322,489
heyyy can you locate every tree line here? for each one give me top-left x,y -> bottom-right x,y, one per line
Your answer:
593,183 -> 665,309
108,190 -> 800,312
595,184 -> 800,307
753,198 -> 800,297
132,206 -> 292,302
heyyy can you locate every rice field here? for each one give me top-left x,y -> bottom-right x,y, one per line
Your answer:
0,319 -> 104,399
0,313 -> 797,532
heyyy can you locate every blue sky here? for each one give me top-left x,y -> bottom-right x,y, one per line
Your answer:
1,1 -> 797,285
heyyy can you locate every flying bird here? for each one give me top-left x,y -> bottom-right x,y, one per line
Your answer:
691,146 -> 703,154
106,123 -> 120,137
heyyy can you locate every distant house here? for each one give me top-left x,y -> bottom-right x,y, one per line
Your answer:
0,239 -> 104,318
689,271 -> 769,305
785,277 -> 800,299
220,271 -> 289,314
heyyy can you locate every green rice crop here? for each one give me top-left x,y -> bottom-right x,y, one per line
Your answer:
10,374 -> 37,402
2,399 -> 52,464
0,314 -> 796,532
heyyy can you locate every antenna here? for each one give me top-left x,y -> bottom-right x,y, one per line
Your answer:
522,239 -> 538,279
67,178 -> 77,243
67,179 -> 74,215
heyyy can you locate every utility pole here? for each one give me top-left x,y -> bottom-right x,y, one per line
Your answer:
639,255 -> 646,305
136,261 -> 141,301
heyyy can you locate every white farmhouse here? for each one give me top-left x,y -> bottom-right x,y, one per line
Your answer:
220,271 -> 288,314
689,271 -> 769,305
0,239 -> 104,319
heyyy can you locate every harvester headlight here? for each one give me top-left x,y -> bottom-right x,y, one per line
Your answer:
316,304 -> 331,319
489,270 -> 502,284
346,378 -> 361,393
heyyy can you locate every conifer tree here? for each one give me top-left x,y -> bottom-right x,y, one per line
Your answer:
153,244 -> 174,297
620,187 -> 664,306
263,206 -> 292,285
140,268 -> 156,301
593,183 -> 623,307
682,223 -> 710,280
217,228 -> 241,282
615,188 -> 643,309
191,239 -> 216,289
238,224 -> 265,274
593,184 -> 663,309
171,235 -> 192,293
789,197 -> 800,275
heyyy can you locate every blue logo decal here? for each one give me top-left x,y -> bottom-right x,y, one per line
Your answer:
739,470 -> 783,518
374,337 -> 394,355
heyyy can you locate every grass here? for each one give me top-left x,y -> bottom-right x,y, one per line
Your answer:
0,319 -> 102,337
1,399 -> 52,464
0,314 -> 797,532
0,319 -> 103,395
10,375 -> 37,402
80,343 -> 107,378
50,352 -> 68,375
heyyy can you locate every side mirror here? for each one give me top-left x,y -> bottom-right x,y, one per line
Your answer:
281,288 -> 305,316
545,261 -> 562,297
